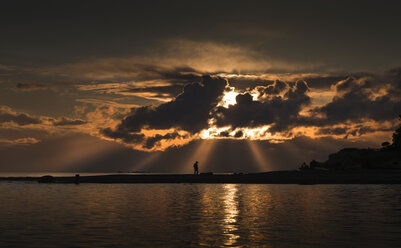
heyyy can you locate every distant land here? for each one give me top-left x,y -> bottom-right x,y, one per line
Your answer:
1,171 -> 401,184
302,115 -> 401,171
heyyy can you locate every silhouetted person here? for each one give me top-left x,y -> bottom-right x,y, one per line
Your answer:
193,161 -> 199,175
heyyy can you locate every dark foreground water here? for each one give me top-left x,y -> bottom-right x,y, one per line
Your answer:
1,183 -> 401,247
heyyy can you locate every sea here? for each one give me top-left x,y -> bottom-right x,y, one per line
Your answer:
1,179 -> 401,247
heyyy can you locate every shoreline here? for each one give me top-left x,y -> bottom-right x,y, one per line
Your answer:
1,170 -> 401,184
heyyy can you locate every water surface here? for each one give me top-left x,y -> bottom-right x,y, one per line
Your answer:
1,183 -> 400,247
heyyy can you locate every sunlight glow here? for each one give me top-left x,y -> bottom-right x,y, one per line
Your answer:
113,128 -> 195,152
222,184 -> 240,246
247,140 -> 270,171
130,152 -> 161,171
181,139 -> 216,173
218,87 -> 239,108
199,125 -> 290,142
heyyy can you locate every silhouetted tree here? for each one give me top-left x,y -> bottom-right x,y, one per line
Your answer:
381,141 -> 390,148
310,160 -> 320,169
392,115 -> 401,150
299,162 -> 308,170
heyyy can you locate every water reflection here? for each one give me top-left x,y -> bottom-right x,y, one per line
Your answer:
1,183 -> 401,247
222,184 -> 240,246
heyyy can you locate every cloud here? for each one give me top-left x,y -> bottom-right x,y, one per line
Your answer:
76,99 -> 139,109
286,70 -> 401,140
102,76 -> 227,150
0,137 -> 40,146
316,125 -> 393,138
213,80 -> 310,132
122,85 -> 184,101
0,105 -> 92,135
100,70 -> 401,150
102,127 -> 145,144
3,64 -> 401,152
14,83 -> 58,91
0,106 -> 41,125
0,64 -> 16,71
26,39 -> 322,86
113,75 -> 227,133
311,75 -> 401,125
99,76 -> 331,149
156,39 -> 324,74
143,132 -> 190,150
40,58 -> 203,83
255,80 -> 288,96
52,117 -> 87,126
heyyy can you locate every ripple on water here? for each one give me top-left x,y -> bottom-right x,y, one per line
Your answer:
1,183 -> 401,247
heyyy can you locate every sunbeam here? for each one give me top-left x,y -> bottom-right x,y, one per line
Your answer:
246,140 -> 270,172
130,152 -> 161,172
56,136 -> 121,172
181,139 -> 216,173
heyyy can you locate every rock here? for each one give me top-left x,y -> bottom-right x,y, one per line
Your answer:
38,175 -> 55,183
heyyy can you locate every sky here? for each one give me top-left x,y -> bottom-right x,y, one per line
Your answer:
1,0 -> 401,173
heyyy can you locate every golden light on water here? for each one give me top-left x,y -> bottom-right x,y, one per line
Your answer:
222,184 -> 240,246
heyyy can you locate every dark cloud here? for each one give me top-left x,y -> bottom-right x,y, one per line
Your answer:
102,127 -> 190,151
102,71 -> 401,148
102,76 -> 227,150
219,131 -> 230,137
214,80 -> 310,132
52,117 -> 87,126
387,67 -> 401,89
112,76 -> 227,134
102,128 -> 145,144
97,64 -> 202,84
234,130 -> 243,138
0,106 -> 41,125
0,105 -> 90,130
315,126 -> 392,138
317,127 -> 348,136
301,73 -> 375,89
301,76 -> 342,89
312,76 -> 401,124
284,70 -> 401,139
158,68 -> 202,84
227,77 -> 275,91
255,80 -> 288,96
14,83 -> 57,91
5,69 -> 401,153
144,132 -> 188,150
124,85 -> 183,98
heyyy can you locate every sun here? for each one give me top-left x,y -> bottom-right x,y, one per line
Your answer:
219,89 -> 239,108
